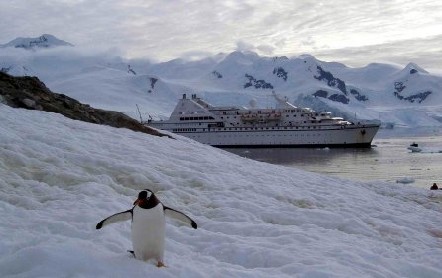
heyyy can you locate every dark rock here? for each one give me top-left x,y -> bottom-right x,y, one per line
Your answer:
328,94 -> 349,104
211,71 -> 223,79
272,56 -> 288,62
127,65 -> 137,75
244,74 -> 273,89
273,67 -> 288,81
393,81 -> 431,103
0,72 -> 168,138
349,89 -> 368,101
314,66 -> 347,94
394,82 -> 406,93
313,90 -> 328,98
148,77 -> 158,93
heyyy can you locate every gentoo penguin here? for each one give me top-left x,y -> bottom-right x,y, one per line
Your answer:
96,189 -> 197,267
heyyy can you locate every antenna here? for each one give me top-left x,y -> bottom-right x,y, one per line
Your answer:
136,104 -> 143,123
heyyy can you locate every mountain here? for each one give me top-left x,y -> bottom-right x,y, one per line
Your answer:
0,34 -> 73,49
1,45 -> 441,129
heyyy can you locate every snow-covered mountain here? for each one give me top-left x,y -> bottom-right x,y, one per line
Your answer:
1,40 -> 441,129
0,34 -> 73,49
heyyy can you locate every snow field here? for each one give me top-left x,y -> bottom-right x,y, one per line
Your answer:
1,105 -> 442,277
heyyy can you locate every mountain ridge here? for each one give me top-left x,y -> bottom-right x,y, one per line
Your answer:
1,40 -> 441,128
0,34 -> 73,49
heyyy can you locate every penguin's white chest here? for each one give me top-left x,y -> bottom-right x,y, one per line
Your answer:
131,204 -> 165,261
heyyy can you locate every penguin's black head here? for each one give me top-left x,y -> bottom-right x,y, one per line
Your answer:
133,189 -> 154,206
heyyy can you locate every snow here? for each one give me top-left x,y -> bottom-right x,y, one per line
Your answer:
1,104 -> 442,277
0,34 -> 73,49
1,46 -> 442,128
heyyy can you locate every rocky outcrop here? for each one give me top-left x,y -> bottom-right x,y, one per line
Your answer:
393,81 -> 432,103
312,66 -> 368,103
349,89 -> 368,101
314,66 -> 347,94
273,67 -> 288,81
148,77 -> 158,93
211,70 -> 223,79
0,72 -> 168,137
244,74 -> 273,89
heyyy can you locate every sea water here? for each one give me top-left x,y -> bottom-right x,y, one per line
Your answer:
226,129 -> 442,189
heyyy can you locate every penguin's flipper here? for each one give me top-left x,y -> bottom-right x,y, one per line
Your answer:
96,209 -> 133,229
164,206 -> 197,229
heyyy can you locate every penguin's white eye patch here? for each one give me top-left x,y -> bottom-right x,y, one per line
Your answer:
144,190 -> 152,198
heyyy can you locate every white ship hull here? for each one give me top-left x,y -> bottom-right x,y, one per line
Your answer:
151,122 -> 379,148
147,93 -> 380,148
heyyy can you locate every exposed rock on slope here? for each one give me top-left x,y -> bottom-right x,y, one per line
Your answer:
0,72 -> 168,137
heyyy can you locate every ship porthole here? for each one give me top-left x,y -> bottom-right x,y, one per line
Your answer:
361,129 -> 366,135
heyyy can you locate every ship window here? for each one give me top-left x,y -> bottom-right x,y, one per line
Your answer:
184,117 -> 189,120
180,117 -> 184,120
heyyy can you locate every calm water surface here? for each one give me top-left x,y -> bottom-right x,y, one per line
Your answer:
225,130 -> 442,189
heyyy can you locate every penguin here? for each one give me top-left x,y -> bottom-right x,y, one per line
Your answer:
96,189 -> 197,267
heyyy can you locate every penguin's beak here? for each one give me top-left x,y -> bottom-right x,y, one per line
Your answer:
133,199 -> 140,206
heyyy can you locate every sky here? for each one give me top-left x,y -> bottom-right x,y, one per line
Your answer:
1,0 -> 442,69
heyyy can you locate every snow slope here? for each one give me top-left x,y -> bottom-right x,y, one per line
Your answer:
1,104 -> 441,277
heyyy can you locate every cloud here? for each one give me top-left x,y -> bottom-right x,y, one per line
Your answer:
0,0 -> 441,69
235,40 -> 255,52
312,34 -> 442,71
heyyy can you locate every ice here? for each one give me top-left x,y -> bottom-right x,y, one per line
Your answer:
396,177 -> 416,184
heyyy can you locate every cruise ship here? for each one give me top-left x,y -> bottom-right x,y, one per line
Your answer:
146,93 -> 380,148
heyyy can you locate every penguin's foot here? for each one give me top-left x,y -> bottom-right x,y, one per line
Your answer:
157,261 -> 166,268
